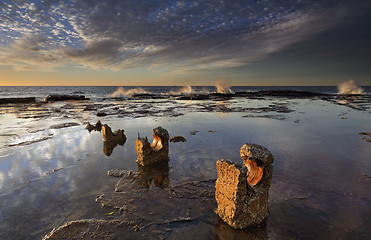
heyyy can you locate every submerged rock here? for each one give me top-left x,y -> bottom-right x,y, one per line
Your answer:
135,127 -> 169,166
114,170 -> 139,192
42,219 -> 131,240
215,143 -> 274,229
44,178 -> 217,240
189,130 -> 199,135
107,169 -> 128,178
214,218 -> 268,240
170,136 -> 187,143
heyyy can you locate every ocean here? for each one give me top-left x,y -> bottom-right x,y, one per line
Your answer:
1,85 -> 370,101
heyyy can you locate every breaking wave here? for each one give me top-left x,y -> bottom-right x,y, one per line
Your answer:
215,80 -> 234,94
170,85 -> 195,95
337,80 -> 364,95
111,87 -> 148,98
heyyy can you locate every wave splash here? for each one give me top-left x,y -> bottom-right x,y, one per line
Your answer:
170,85 -> 195,95
111,87 -> 148,98
215,80 -> 234,94
337,80 -> 364,95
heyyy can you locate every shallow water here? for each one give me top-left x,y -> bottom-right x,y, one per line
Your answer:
0,94 -> 370,239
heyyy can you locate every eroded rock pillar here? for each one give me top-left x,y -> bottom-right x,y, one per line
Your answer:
135,127 -> 169,166
215,143 -> 274,229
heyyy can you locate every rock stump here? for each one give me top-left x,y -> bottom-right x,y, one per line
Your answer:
215,143 -> 274,229
135,127 -> 169,166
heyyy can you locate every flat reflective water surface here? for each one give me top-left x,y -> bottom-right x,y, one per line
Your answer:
0,96 -> 370,239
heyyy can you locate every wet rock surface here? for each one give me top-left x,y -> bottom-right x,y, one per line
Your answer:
1,90 -> 370,122
1,89 -> 370,240
215,144 -> 274,229
43,219 -> 132,240
326,94 -> 371,113
49,122 -> 80,129
107,169 -> 128,178
44,164 -> 217,240
214,218 -> 268,240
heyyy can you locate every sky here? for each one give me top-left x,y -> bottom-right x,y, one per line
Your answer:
0,0 -> 370,86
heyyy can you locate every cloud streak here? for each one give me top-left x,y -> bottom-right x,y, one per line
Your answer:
0,0 -> 367,73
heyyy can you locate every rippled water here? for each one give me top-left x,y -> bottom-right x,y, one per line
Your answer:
0,92 -> 370,239
1,86 -> 370,100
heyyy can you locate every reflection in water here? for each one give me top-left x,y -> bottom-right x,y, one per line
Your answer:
137,162 -> 169,190
86,120 -> 102,132
86,122 -> 126,156
214,218 -> 268,240
216,101 -> 230,118
103,140 -> 125,156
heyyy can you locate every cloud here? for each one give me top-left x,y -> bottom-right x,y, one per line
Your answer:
0,34 -> 67,71
0,0 -> 368,72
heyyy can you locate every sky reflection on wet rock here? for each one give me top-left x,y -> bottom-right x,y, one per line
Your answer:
0,91 -> 370,239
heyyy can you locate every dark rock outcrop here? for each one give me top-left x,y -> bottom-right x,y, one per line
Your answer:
43,95 -> 89,102
0,97 -> 36,104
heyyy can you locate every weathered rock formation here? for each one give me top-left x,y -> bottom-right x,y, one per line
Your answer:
135,127 -> 169,166
215,143 -> 274,229
101,124 -> 126,156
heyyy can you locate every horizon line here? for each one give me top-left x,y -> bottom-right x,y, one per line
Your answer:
1,85 -> 370,87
